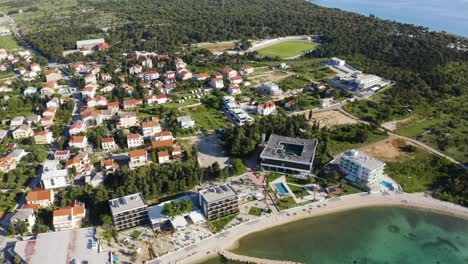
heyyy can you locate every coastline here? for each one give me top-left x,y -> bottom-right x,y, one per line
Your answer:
151,192 -> 468,264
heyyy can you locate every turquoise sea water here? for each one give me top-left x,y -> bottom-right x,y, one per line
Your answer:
313,0 -> 468,37
199,206 -> 468,264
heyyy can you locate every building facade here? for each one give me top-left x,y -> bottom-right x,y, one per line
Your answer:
260,134 -> 318,176
340,150 -> 385,183
199,185 -> 239,221
109,193 -> 149,230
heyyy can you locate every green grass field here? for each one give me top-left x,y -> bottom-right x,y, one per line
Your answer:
257,41 -> 317,58
0,36 -> 21,50
188,106 -> 228,131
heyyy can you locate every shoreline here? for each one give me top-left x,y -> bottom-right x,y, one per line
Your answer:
151,192 -> 468,264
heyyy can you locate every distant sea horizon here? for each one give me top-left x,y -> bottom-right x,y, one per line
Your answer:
312,0 -> 468,38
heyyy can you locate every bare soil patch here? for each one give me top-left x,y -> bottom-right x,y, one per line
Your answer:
359,137 -> 415,162
310,110 -> 358,128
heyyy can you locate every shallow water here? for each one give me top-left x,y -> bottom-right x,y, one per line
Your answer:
199,206 -> 468,264
313,0 -> 468,37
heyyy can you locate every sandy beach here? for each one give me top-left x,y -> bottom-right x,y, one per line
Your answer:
150,192 -> 468,264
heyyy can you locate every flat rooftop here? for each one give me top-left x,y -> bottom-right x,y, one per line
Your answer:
13,227 -> 110,264
109,193 -> 147,215
342,150 -> 385,170
260,134 -> 318,164
199,184 -> 237,203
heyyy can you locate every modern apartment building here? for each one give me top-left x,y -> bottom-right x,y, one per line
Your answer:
260,134 -> 318,176
199,185 -> 239,221
109,193 -> 149,230
340,149 -> 385,183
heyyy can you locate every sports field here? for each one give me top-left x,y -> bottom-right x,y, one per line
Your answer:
257,41 -> 317,58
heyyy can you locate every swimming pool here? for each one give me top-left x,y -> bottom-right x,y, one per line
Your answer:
275,182 -> 289,195
380,180 -> 394,190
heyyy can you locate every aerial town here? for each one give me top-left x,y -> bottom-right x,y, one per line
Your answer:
0,7 -> 467,262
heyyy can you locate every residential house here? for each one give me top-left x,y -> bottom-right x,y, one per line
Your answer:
87,96 -> 108,108
227,84 -> 241,95
54,150 -> 70,161
240,65 -> 254,75
0,156 -> 17,173
69,136 -> 88,149
164,71 -> 176,78
117,112 -> 139,128
222,68 -> 237,79
257,102 -> 276,116
34,131 -> 54,144
157,151 -> 170,164
147,94 -> 168,105
84,74 -> 97,84
53,201 -> 86,231
151,139 -> 173,149
46,97 -> 60,109
10,116 -> 25,128
69,120 -> 86,135
129,64 -> 143,74
42,107 -> 57,117
171,146 -> 183,160
210,77 -> 224,89
177,68 -> 192,80
101,83 -> 115,93
123,99 -> 143,110
101,137 -> 118,151
194,72 -> 209,81
101,159 -> 118,172
128,149 -> 149,169
127,133 -> 144,148
45,70 -> 62,82
229,76 -> 243,84
107,101 -> 120,114
177,116 -> 195,129
10,208 -> 36,233
81,85 -> 96,98
26,189 -> 54,208
142,57 -> 153,68
40,115 -> 55,127
101,73 -> 112,82
153,131 -> 173,142
41,160 -> 70,190
23,86 -> 37,96
12,124 -> 33,139
142,120 -> 161,138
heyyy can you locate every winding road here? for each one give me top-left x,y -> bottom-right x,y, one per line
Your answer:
295,102 -> 467,170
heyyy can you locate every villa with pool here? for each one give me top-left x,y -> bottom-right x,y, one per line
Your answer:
340,149 -> 400,192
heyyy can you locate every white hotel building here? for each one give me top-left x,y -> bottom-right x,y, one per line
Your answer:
340,150 -> 385,184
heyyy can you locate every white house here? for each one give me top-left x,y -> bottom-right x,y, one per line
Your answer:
69,136 -> 88,149
210,78 -> 224,89
101,137 -> 118,151
69,120 -> 86,135
142,120 -> 162,138
177,116 -> 195,129
257,102 -> 276,116
10,208 -> 36,233
127,133 -> 144,148
340,150 -> 386,184
128,149 -> 148,169
157,151 -> 170,164
41,163 -> 70,189
53,201 -> 86,231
